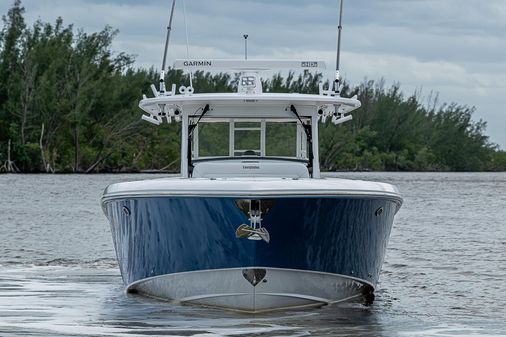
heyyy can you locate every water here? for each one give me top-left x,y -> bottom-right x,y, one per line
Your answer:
1,173 -> 505,336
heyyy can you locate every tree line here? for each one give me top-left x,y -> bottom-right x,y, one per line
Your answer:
1,1 -> 505,173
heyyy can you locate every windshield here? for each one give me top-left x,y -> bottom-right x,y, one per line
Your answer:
193,119 -> 307,160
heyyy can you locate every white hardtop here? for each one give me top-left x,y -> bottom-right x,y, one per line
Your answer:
102,176 -> 403,204
141,59 -> 360,118
139,92 -> 360,119
141,92 -> 359,106
138,59 -> 362,179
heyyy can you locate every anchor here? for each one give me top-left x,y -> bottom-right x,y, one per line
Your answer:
235,199 -> 272,243
236,224 -> 270,243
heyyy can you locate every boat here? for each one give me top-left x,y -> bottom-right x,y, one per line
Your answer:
101,0 -> 402,313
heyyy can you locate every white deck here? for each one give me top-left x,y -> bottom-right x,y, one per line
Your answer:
102,176 -> 402,203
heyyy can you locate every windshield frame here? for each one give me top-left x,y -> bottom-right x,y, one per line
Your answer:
191,117 -> 310,162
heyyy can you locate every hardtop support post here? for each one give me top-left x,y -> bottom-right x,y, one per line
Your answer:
181,112 -> 189,177
312,111 -> 321,178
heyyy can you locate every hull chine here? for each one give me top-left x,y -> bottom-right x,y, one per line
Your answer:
127,268 -> 372,313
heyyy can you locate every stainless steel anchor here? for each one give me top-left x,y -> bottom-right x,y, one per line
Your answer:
235,199 -> 271,243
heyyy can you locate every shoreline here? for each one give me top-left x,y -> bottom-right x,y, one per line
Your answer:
2,170 -> 506,175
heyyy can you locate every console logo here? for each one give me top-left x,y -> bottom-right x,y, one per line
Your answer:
301,61 -> 318,67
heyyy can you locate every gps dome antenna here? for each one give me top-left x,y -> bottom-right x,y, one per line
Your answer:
160,0 -> 177,94
335,0 -> 344,95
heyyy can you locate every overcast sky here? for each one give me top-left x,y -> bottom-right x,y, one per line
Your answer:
2,0 -> 505,148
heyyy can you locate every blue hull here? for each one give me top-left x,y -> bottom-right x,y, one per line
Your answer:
103,196 -> 399,290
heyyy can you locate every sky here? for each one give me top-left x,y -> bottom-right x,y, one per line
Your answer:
2,0 -> 505,148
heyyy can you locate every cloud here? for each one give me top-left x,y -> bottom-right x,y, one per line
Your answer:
1,0 -> 505,148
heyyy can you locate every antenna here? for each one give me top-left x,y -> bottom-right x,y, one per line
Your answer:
243,34 -> 249,60
160,0 -> 177,94
182,0 -> 193,89
335,0 -> 344,94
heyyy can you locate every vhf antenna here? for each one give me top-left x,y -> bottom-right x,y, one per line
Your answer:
335,0 -> 344,95
160,0 -> 177,94
243,34 -> 249,60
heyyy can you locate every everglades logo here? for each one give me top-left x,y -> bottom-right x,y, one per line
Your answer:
301,61 -> 318,68
183,60 -> 212,67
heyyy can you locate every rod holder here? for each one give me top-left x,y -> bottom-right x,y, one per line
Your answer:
142,114 -> 161,125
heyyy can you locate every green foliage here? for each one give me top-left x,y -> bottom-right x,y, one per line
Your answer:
316,80 -> 503,172
488,151 -> 506,171
1,1 -> 504,172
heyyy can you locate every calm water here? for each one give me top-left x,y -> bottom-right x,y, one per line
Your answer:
0,173 -> 505,336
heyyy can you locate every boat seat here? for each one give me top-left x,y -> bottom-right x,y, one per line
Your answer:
192,159 -> 309,178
